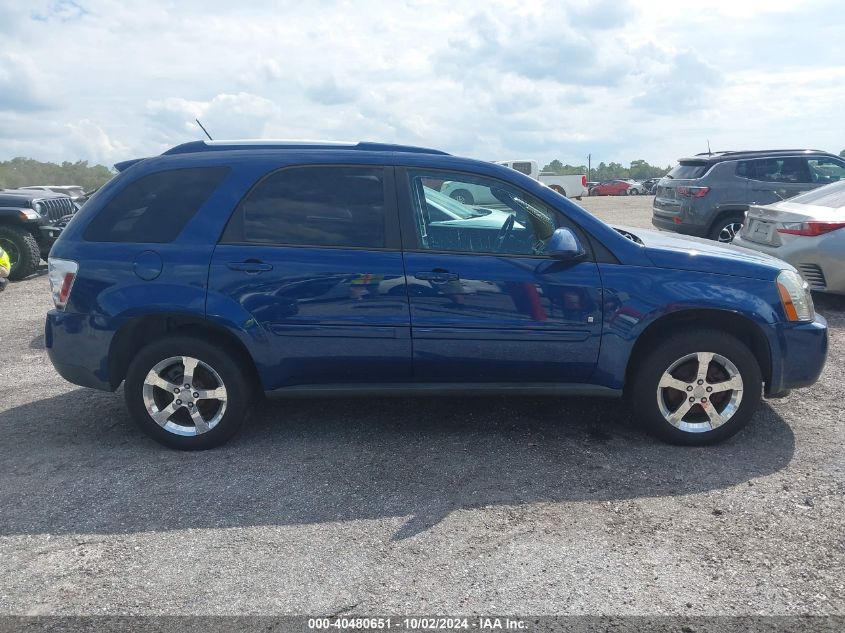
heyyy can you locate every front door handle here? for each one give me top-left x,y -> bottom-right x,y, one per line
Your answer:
415,271 -> 459,283
227,260 -> 273,274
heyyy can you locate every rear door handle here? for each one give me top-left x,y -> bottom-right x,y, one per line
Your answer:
227,261 -> 273,273
415,271 -> 459,282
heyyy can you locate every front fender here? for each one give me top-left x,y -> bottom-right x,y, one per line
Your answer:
592,265 -> 782,389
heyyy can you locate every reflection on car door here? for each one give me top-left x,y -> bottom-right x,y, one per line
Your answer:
208,165 -> 412,388
398,168 -> 603,384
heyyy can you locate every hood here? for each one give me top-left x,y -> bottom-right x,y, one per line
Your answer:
0,188 -> 69,205
614,225 -> 793,281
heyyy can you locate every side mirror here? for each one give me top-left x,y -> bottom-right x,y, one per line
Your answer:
547,227 -> 585,261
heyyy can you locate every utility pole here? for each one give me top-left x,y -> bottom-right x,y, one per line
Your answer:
587,154 -> 591,181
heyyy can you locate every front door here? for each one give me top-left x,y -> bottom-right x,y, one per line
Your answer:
398,168 -> 602,383
208,165 -> 411,389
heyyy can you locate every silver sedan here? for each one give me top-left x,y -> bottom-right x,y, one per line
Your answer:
734,180 -> 845,295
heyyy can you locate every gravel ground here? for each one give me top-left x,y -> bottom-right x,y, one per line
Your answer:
0,196 -> 842,619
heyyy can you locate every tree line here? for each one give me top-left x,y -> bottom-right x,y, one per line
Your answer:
0,158 -> 114,191
542,159 -> 672,181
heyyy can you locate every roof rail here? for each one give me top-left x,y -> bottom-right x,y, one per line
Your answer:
693,149 -> 827,157
162,140 -> 450,156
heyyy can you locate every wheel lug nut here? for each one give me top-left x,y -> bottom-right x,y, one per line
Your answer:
697,379 -> 704,385
689,397 -> 695,402
174,388 -> 180,394
184,384 -> 190,389
701,397 -> 707,403
706,387 -> 713,393
686,386 -> 693,392
193,392 -> 199,398
175,399 -> 182,405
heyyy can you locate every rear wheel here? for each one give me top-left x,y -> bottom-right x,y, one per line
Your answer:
709,214 -> 745,243
630,330 -> 762,445
0,224 -> 40,280
450,189 -> 474,205
124,336 -> 253,450
550,185 -> 567,197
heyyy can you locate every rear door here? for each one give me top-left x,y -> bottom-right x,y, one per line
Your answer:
207,165 -> 412,388
742,157 -> 814,205
397,168 -> 602,383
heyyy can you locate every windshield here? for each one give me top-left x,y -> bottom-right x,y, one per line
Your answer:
787,179 -> 845,210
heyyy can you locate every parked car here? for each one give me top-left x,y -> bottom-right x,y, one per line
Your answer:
642,178 -> 661,194
20,185 -> 87,201
733,179 -> 845,295
625,180 -> 647,195
590,180 -> 632,196
0,188 -> 78,279
653,149 -> 845,243
494,160 -> 588,199
46,140 -> 827,450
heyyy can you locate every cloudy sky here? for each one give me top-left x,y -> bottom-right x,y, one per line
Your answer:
1,0 -> 843,169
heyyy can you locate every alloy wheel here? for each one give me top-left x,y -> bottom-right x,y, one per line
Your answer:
656,351 -> 744,433
717,222 -> 743,243
142,356 -> 228,436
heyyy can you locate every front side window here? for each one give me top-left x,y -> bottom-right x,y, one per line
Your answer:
84,167 -> 229,243
409,171 -> 559,256
229,166 -> 386,248
807,158 -> 845,185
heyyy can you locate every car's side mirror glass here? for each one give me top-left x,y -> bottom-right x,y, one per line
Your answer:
547,227 -> 586,261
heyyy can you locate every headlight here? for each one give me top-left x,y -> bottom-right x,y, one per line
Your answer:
18,209 -> 40,220
776,270 -> 814,322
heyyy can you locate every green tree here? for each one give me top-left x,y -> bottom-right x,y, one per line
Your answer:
0,158 -> 114,191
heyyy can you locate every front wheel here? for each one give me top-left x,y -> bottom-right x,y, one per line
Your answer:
124,336 -> 254,450
629,330 -> 762,445
0,224 -> 40,280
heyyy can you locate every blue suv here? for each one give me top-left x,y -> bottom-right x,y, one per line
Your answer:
45,141 -> 828,449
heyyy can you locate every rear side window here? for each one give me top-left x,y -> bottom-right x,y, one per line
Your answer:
224,166 -> 386,248
511,161 -> 533,175
667,162 -> 707,179
84,167 -> 229,243
736,158 -> 810,183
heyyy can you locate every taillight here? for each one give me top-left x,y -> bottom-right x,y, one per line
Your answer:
48,258 -> 79,310
581,175 -> 587,187
675,186 -> 710,198
776,221 -> 845,237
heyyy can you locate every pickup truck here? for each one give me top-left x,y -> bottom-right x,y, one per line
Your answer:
441,159 -> 588,203
0,189 -> 78,279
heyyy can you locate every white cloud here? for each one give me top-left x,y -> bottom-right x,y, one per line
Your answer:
0,0 -> 843,168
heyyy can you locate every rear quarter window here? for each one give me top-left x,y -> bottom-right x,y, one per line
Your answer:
83,167 -> 229,243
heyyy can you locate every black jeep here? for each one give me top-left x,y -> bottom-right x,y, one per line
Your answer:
0,189 -> 78,279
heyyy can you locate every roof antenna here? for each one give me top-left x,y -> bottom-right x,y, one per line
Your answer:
195,118 -> 213,141
706,139 -> 712,155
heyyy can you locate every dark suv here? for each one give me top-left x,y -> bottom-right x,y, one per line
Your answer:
652,150 -> 845,242
45,140 -> 827,450
0,188 -> 78,279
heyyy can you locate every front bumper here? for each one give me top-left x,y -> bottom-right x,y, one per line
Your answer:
765,314 -> 828,396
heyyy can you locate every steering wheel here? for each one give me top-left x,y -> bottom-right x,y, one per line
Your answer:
495,215 -> 515,252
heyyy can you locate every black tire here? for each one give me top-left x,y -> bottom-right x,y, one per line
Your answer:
708,213 -> 745,243
550,185 -> 567,197
629,330 -> 762,445
0,224 -> 40,280
450,189 -> 474,205
124,336 -> 254,450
